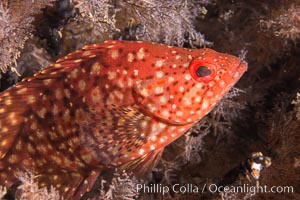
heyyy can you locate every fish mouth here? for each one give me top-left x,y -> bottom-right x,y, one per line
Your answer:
229,60 -> 248,84
236,60 -> 248,77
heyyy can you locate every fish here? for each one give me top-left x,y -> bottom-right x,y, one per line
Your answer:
0,40 -> 247,199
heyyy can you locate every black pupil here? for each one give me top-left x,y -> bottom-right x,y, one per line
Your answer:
196,66 -> 211,77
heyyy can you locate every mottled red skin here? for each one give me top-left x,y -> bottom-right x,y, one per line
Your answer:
0,40 -> 247,199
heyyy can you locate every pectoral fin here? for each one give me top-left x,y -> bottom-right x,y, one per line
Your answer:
120,149 -> 164,178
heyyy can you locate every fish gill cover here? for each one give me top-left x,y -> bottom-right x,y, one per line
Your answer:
0,0 -> 299,200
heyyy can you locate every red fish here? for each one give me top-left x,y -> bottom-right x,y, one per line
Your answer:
0,40 -> 247,199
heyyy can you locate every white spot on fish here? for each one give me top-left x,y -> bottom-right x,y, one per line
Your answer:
179,86 -> 184,92
141,121 -> 148,128
195,83 -> 203,88
159,137 -> 166,143
176,111 -> 183,116
55,89 -> 63,99
17,88 -> 27,94
83,51 -> 91,56
70,69 -> 78,79
128,53 -> 134,62
114,90 -> 124,100
91,87 -> 101,103
137,48 -> 145,60
219,80 -> 225,87
9,113 -> 17,125
183,62 -> 190,68
150,145 -> 156,150
183,97 -> 192,106
159,96 -> 168,104
138,149 -> 145,155
64,89 -> 71,99
155,60 -> 164,67
168,76 -> 175,83
195,96 -> 201,103
201,99 -> 209,109
91,62 -> 101,75
133,69 -> 139,76
147,104 -> 157,112
53,104 -> 59,115
154,87 -> 164,95
234,72 -> 240,78
158,122 -> 166,129
184,74 -> 192,80
209,81 -> 215,87
74,59 -> 82,63
4,99 -> 12,106
184,117 -> 192,123
150,136 -> 157,141
108,71 -> 116,80
206,91 -> 213,97
78,80 -> 86,91
111,50 -> 119,59
43,79 -> 53,86
27,95 -> 36,104
127,78 -> 133,87
140,88 -> 150,97
156,71 -> 164,79
37,108 -> 47,118
162,110 -> 170,118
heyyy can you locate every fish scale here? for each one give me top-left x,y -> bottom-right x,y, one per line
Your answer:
0,40 -> 247,199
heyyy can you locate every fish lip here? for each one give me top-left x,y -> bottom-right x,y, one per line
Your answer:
235,60 -> 248,78
238,60 -> 248,72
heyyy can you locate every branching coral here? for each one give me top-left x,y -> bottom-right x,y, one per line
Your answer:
74,0 -> 213,47
292,92 -> 300,121
116,0 -> 213,47
6,171 -> 61,200
99,170 -> 140,200
0,0 -> 56,77
260,4 -> 300,42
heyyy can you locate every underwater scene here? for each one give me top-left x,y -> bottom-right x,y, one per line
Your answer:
0,0 -> 299,199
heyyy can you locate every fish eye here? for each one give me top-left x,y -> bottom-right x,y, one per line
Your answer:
196,66 -> 212,77
189,61 -> 215,82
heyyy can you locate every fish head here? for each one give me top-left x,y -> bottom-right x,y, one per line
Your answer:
134,47 -> 247,125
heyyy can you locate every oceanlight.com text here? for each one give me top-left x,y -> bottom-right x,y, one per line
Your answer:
208,184 -> 294,196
